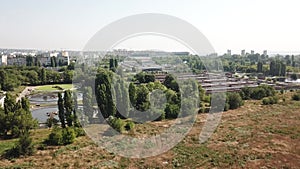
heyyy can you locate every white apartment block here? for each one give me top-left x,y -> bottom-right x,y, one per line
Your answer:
0,55 -> 8,66
57,51 -> 70,65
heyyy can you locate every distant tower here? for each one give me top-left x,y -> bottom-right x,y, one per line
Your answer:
241,50 -> 246,56
227,50 -> 231,56
251,50 -> 255,55
263,50 -> 268,56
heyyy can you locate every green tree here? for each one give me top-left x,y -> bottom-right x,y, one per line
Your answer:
226,92 -> 244,110
257,61 -> 263,73
95,69 -> 116,118
83,86 -> 94,122
72,91 -> 79,127
129,83 -> 137,107
40,68 -> 47,84
135,85 -> 150,111
58,93 -> 65,128
63,70 -> 73,83
163,74 -> 179,92
64,90 -> 74,127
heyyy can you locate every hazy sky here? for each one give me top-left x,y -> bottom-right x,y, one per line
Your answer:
0,0 -> 299,54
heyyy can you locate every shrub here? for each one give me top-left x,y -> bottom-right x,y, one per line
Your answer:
226,92 -> 244,110
46,128 -> 63,145
198,103 -> 205,113
62,128 -> 76,145
292,93 -> 300,101
262,98 -> 270,105
108,117 -> 125,133
74,127 -> 86,137
45,127 -> 76,145
165,103 -> 180,119
125,121 -> 135,131
262,96 -> 278,105
4,131 -> 34,158
240,85 -> 275,100
224,103 -> 230,111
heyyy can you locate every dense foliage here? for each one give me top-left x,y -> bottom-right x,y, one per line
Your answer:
262,96 -> 279,105
239,85 -> 275,100
0,66 -> 74,91
0,94 -> 37,138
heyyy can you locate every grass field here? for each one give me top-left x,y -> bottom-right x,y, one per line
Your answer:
0,91 -> 299,168
35,84 -> 73,91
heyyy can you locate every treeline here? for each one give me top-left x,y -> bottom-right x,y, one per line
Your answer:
0,66 -> 74,91
179,54 -> 299,75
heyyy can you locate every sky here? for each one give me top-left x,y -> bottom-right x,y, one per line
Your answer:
0,0 -> 300,55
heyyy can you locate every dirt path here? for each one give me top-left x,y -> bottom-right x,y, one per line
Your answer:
16,86 -> 36,102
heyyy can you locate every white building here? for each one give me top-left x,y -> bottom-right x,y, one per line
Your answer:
57,51 -> 70,66
0,55 -> 7,66
227,50 -> 232,56
241,50 -> 246,56
263,50 -> 268,56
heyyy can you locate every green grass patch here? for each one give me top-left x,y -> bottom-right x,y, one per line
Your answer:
36,84 -> 73,91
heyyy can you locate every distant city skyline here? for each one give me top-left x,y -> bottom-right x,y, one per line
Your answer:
0,0 -> 300,55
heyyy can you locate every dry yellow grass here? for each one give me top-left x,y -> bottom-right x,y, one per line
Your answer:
0,91 -> 299,168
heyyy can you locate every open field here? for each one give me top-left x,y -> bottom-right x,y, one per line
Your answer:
35,84 -> 74,92
0,92 -> 299,168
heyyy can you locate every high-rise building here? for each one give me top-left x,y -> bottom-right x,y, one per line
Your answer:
0,55 -> 7,66
241,50 -> 246,56
227,50 -> 231,56
57,51 -> 70,66
251,50 -> 255,55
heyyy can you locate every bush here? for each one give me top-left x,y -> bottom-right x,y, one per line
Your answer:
262,98 -> 270,105
155,110 -> 165,121
198,103 -> 205,113
4,131 -> 34,158
74,127 -> 86,137
45,127 -> 76,145
165,103 -> 180,119
292,93 -> 300,101
226,92 -> 244,110
240,85 -> 275,100
46,128 -> 63,145
262,96 -> 278,105
62,128 -> 76,145
125,121 -> 135,131
108,117 -> 125,133
224,103 -> 230,111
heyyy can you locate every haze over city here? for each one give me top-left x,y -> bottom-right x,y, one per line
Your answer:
0,0 -> 300,55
